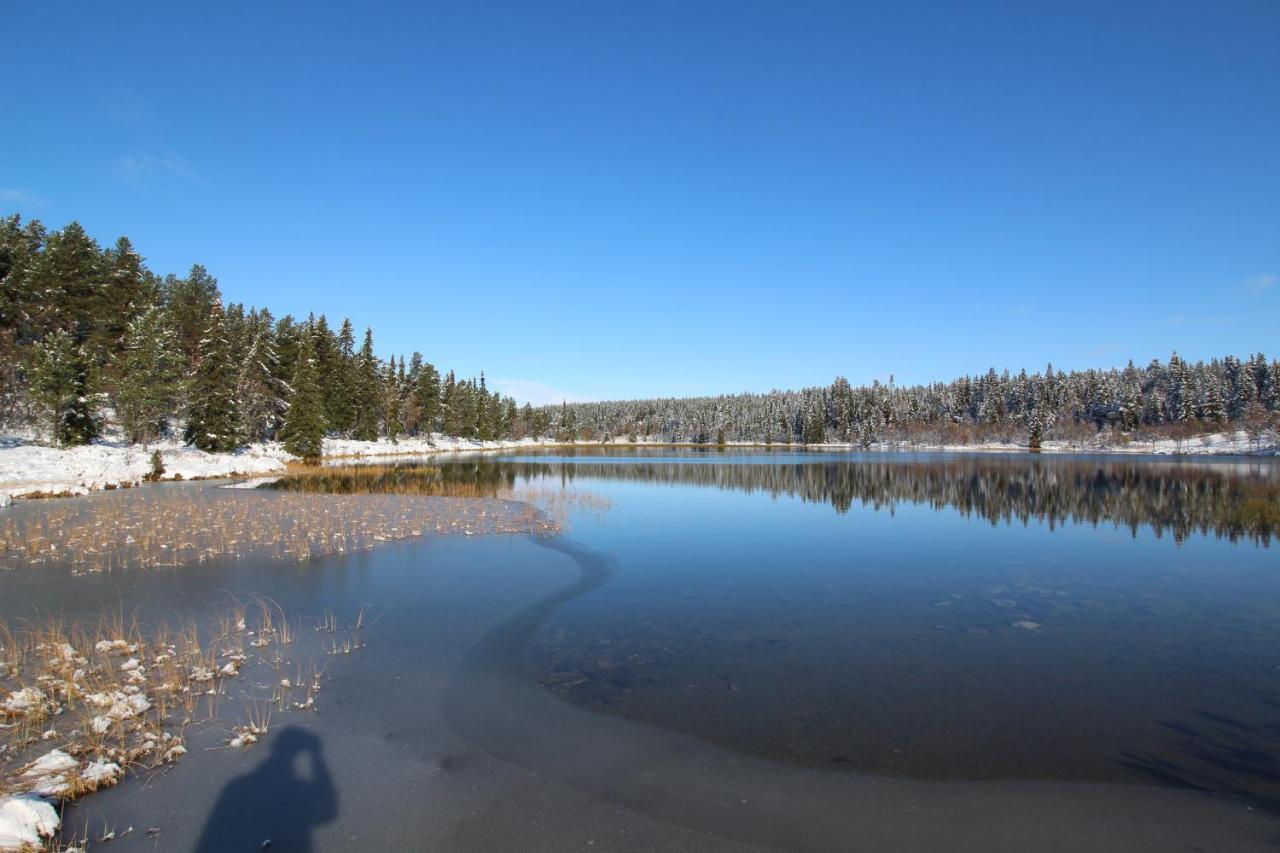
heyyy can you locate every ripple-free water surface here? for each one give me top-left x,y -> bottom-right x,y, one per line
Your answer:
4,449 -> 1279,851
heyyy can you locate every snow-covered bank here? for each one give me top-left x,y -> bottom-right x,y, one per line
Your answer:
600,430 -> 1279,457
0,435 -> 562,499
2,431 -> 1274,501
0,441 -> 290,498
855,429 -> 1278,456
320,434 -> 557,459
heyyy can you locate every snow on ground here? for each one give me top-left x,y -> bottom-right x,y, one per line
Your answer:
869,429 -> 1278,456
320,434 -> 555,458
0,795 -> 59,851
0,435 -> 560,499
1,431 -> 1273,502
608,430 -> 1278,457
0,440 -> 291,498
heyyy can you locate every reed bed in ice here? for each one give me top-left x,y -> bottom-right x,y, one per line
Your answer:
0,600 -> 310,792
0,487 -> 561,574
0,598 -> 364,849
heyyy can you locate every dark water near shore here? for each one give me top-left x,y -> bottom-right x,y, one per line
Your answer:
3,449 -> 1280,851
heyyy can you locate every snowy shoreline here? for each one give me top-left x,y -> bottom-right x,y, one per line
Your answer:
0,430 -> 1275,501
0,435 -> 562,499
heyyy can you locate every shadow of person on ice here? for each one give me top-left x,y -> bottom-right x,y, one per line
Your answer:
195,726 -> 337,852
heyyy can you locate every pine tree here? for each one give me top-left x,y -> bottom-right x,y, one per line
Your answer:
326,318 -> 357,434
281,329 -> 325,462
1200,374 -> 1227,425
803,405 -> 826,444
557,400 -> 577,442
1266,360 -> 1280,412
184,302 -> 241,452
351,328 -> 382,440
412,360 -> 441,435
1168,352 -> 1194,422
25,221 -> 102,346
93,236 -> 152,375
385,356 -> 403,443
26,329 -> 98,446
0,214 -> 47,341
166,264 -> 221,372
504,399 -> 519,439
475,373 -> 493,440
113,304 -> 179,446
235,321 -> 286,443
1027,411 -> 1044,450
441,371 -> 458,435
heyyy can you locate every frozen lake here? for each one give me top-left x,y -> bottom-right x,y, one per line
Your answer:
3,449 -> 1278,851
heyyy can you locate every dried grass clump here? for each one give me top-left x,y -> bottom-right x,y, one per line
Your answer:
0,487 -> 563,573
0,596 -> 358,813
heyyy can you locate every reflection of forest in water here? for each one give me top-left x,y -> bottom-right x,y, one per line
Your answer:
423,455 -> 1280,545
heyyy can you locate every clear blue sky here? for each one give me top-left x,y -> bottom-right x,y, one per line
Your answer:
3,1 -> 1277,404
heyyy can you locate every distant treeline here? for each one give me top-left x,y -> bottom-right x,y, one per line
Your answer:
0,215 -> 548,458
539,353 -> 1280,449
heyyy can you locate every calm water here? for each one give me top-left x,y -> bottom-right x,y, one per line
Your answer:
3,449 -> 1279,851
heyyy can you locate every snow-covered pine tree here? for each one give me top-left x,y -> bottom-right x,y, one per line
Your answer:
0,214 -> 47,342
327,318 -> 357,434
25,221 -> 102,347
113,304 -> 179,446
91,235 -> 152,383
475,372 -> 493,440
184,302 -> 241,452
411,358 -> 441,435
351,328 -> 382,441
235,320 -> 287,444
1200,371 -> 1227,425
166,264 -> 221,373
26,328 -> 98,446
281,328 -> 325,462
385,356 -> 403,443
1168,352 -> 1194,422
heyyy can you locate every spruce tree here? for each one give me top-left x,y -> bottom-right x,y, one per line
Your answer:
235,321 -> 286,443
504,399 -> 519,439
327,318 -> 357,434
0,214 -> 47,341
166,264 -> 221,372
26,221 -> 102,345
114,304 -> 179,445
184,302 -> 241,452
281,329 -> 325,462
26,329 -> 98,446
90,235 -> 150,378
475,373 -> 492,439
385,356 -> 403,443
803,406 -> 826,444
351,328 -> 382,440
441,371 -> 458,435
413,361 -> 441,434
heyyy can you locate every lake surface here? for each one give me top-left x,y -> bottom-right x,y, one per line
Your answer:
3,449 -> 1279,851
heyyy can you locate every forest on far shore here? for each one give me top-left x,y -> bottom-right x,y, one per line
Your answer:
2,214 -> 1277,457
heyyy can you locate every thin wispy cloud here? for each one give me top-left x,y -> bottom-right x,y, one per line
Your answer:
491,378 -> 592,407
112,152 -> 202,185
1168,314 -> 1235,326
1082,343 -> 1125,359
1242,272 -> 1276,293
0,189 -> 39,208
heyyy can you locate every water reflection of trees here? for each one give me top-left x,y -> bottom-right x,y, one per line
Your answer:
469,457 -> 1279,545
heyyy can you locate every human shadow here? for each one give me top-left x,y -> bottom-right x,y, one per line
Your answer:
195,727 -> 338,852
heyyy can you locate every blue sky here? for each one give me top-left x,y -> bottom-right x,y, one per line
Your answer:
3,1 -> 1277,404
